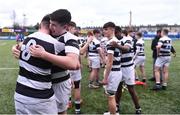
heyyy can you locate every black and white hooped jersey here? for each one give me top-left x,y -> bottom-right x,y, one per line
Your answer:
16,32 -> 64,100
119,36 -> 134,67
88,38 -> 101,57
51,32 -> 79,84
106,37 -> 121,71
158,36 -> 172,56
135,38 -> 145,56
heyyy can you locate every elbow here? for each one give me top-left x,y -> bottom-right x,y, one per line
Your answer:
69,61 -> 80,70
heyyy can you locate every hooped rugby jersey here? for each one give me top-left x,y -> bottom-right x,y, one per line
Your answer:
16,32 -> 64,100
51,32 -> 79,83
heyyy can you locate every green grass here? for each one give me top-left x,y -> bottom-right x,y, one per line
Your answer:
0,40 -> 180,114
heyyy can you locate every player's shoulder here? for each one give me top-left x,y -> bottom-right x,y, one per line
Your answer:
101,37 -> 108,42
107,36 -> 119,44
93,38 -> 100,44
28,32 -> 58,43
64,32 -> 79,41
159,36 -> 171,41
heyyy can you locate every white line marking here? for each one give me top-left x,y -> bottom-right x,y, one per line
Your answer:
0,42 -> 7,46
0,68 -> 19,70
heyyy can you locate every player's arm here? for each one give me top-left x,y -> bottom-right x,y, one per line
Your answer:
151,38 -> 156,51
30,45 -> 80,70
80,36 -> 93,55
133,43 -> 140,60
97,47 -> 105,64
171,46 -> 176,57
102,53 -> 113,85
110,41 -> 130,52
11,43 -> 22,59
156,44 -> 161,57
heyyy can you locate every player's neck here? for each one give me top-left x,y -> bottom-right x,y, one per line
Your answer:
39,28 -> 49,35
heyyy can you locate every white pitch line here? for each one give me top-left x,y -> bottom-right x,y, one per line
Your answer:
0,42 -> 7,46
0,68 -> 19,70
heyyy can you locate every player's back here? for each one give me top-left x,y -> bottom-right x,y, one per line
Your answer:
15,31 -> 63,103
136,38 -> 145,56
120,36 -> 134,67
88,38 -> 101,57
159,36 -> 172,56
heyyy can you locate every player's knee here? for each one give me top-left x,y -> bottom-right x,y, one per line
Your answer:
105,90 -> 116,97
154,66 -> 160,72
74,80 -> 81,89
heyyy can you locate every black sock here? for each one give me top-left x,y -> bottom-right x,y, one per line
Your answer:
89,80 -> 93,84
156,83 -> 161,86
69,96 -> 72,101
75,100 -> 81,113
116,104 -> 120,112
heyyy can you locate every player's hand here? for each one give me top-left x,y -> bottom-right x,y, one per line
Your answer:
86,36 -> 94,44
101,78 -> 108,85
173,53 -> 176,57
12,44 -> 20,59
110,41 -> 119,47
29,45 -> 45,58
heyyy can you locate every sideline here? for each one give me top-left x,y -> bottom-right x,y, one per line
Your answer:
0,68 -> 19,70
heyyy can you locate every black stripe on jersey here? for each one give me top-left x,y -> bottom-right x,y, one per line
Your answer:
96,44 -> 100,48
160,50 -> 170,53
16,82 -> 54,99
121,63 -> 134,67
58,50 -> 66,56
51,66 -> 66,74
19,67 -> 51,82
124,40 -> 131,44
20,37 -> 54,69
161,45 -> 171,49
113,61 -> 121,65
111,68 -> 121,71
138,54 -> 145,56
52,74 -> 70,83
162,40 -> 171,44
122,50 -> 132,54
107,45 -> 115,51
57,36 -> 65,43
159,54 -> 170,56
114,52 -> 120,57
65,39 -> 79,49
136,43 -> 143,47
121,57 -> 133,63
89,50 -> 98,53
19,58 -> 52,69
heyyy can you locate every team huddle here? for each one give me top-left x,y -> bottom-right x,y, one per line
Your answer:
12,9 -> 174,114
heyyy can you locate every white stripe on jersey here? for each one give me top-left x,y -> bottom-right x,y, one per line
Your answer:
17,75 -> 52,90
112,65 -> 121,68
121,61 -> 134,66
65,46 -> 79,55
121,52 -> 134,58
19,60 -> 51,75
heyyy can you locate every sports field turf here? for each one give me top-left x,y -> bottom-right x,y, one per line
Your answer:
0,40 -> 180,114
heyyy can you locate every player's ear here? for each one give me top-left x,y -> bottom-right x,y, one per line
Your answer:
64,24 -> 68,29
